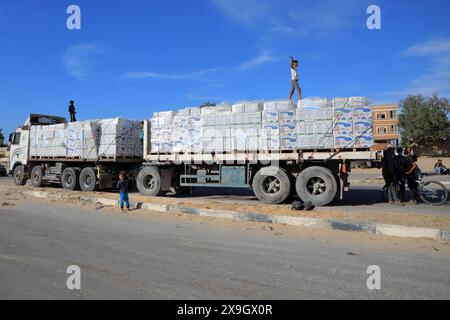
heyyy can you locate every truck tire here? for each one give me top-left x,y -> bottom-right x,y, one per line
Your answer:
137,166 -> 164,196
13,165 -> 27,186
295,166 -> 338,207
252,167 -> 291,204
61,167 -> 80,191
79,167 -> 97,192
31,166 -> 44,188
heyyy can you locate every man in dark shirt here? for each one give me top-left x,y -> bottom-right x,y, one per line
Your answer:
394,147 -> 410,202
69,100 -> 77,122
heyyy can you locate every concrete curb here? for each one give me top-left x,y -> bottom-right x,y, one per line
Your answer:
22,190 -> 450,242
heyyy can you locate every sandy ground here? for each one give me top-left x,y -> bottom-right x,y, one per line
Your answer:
1,182 -> 450,230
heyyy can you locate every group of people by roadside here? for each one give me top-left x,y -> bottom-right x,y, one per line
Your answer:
382,147 -> 421,206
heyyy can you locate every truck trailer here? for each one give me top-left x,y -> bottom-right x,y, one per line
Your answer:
9,99 -> 378,207
9,114 -> 143,192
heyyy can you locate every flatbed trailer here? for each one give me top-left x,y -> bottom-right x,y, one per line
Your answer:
9,115 -> 379,207
132,121 -> 378,206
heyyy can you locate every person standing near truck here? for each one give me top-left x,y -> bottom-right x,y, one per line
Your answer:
382,147 -> 403,205
394,147 -> 410,202
117,171 -> 130,212
405,154 -> 421,205
69,100 -> 77,122
288,56 -> 302,105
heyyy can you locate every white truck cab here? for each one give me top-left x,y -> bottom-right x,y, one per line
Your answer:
9,114 -> 66,184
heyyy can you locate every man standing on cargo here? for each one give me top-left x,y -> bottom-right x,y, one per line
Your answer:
289,56 -> 302,105
69,100 -> 77,122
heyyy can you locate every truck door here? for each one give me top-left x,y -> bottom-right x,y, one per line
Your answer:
9,128 -> 29,172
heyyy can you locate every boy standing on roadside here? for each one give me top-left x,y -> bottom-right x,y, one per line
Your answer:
117,171 -> 130,212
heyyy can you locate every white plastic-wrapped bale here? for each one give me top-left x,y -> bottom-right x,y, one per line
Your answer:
201,127 -> 233,152
229,111 -> 263,151
263,100 -> 293,111
232,101 -> 264,113
352,104 -> 373,148
296,98 -> 334,149
150,111 -> 175,153
231,126 -> 263,151
200,103 -> 232,115
173,113 -> 201,153
332,98 -> 354,149
67,122 -> 84,158
298,97 -> 329,110
262,124 -> 280,150
31,124 -> 68,158
348,96 -> 370,108
331,97 -> 374,149
200,104 -> 233,153
97,118 -> 142,158
67,120 -> 104,160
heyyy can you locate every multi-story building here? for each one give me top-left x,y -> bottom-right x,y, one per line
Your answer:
372,104 -> 400,147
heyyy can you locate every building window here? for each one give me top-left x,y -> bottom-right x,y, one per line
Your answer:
376,113 -> 386,120
390,110 -> 397,118
390,125 -> 397,133
377,127 -> 387,134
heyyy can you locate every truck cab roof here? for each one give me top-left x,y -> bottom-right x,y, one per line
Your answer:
24,114 -> 67,126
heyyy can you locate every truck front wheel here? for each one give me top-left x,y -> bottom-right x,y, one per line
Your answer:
31,166 -> 44,188
61,167 -> 80,191
137,166 -> 164,196
79,167 -> 97,192
13,165 -> 27,186
295,166 -> 338,207
252,167 -> 291,204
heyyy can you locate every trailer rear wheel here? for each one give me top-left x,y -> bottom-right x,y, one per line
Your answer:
61,167 -> 80,191
137,166 -> 164,196
13,165 -> 27,186
79,167 -> 97,192
296,166 -> 337,207
31,166 -> 44,188
252,167 -> 291,204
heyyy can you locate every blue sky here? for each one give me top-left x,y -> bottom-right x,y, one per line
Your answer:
1,0 -> 449,136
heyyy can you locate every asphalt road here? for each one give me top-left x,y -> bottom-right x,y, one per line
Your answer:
1,201 -> 449,299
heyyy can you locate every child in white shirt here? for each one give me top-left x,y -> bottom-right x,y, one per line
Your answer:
289,57 -> 302,104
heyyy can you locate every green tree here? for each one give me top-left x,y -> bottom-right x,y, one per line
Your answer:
0,129 -> 4,146
399,93 -> 450,147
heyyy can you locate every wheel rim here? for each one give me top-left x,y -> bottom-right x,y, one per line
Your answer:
15,170 -> 22,181
262,176 -> 281,194
65,173 -> 73,185
420,183 -> 447,204
306,177 -> 327,195
85,175 -> 92,186
143,174 -> 156,191
33,170 -> 40,181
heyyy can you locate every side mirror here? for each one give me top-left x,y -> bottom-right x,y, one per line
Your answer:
8,133 -> 13,143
